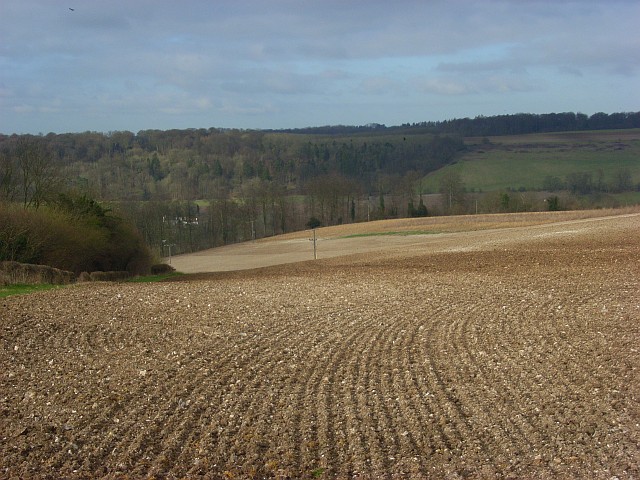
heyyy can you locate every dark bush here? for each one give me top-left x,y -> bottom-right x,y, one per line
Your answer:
151,263 -> 176,275
306,216 -> 322,229
546,196 -> 561,211
0,198 -> 153,275
89,271 -> 131,282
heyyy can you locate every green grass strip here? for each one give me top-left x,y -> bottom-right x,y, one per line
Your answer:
1,272 -> 184,297
0,284 -> 61,298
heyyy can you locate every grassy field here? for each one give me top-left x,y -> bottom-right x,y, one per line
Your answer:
422,128 -> 640,193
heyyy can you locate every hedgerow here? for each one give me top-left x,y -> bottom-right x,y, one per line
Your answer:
0,195 -> 153,276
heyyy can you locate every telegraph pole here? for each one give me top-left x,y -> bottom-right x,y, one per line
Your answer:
312,228 -> 317,260
162,240 -> 175,264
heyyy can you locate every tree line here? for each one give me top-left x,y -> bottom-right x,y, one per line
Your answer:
544,169 -> 635,195
0,129 -> 465,199
0,129 -> 466,254
281,111 -> 640,137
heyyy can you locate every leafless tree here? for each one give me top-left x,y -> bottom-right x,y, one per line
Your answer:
0,150 -> 17,203
439,171 -> 466,214
15,138 -> 59,208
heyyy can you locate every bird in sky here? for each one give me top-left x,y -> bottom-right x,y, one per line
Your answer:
69,7 -> 75,11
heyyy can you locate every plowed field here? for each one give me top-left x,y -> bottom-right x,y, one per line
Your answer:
2,211 -> 639,479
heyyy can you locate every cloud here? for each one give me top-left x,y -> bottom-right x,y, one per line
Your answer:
359,76 -> 401,95
220,69 -> 326,95
1,0 -> 638,133
415,75 -> 536,96
417,78 -> 473,96
219,101 -> 278,117
12,105 -> 36,114
557,66 -> 583,77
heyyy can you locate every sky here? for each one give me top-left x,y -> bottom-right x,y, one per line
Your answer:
1,0 -> 639,134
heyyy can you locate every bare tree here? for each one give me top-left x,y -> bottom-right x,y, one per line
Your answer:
306,173 -> 356,225
0,150 -> 17,203
15,138 -> 59,208
439,171 -> 466,214
611,168 -> 633,193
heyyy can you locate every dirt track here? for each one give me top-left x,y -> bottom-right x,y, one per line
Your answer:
2,210 -> 639,479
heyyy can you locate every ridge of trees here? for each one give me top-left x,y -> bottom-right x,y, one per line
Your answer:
0,127 -> 467,202
276,111 -> 640,136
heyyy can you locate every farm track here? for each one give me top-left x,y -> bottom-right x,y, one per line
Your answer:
1,211 -> 639,479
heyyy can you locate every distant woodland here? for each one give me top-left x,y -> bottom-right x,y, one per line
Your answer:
280,111 -> 640,136
1,111 -> 639,262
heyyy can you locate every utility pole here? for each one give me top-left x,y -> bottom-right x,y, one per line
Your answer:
162,240 -> 175,264
309,228 -> 317,260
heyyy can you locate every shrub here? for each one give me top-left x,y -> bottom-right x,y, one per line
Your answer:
0,197 -> 153,276
546,196 -> 561,211
150,263 -> 176,275
409,198 -> 428,217
89,271 -> 131,282
306,216 -> 322,229
78,271 -> 91,283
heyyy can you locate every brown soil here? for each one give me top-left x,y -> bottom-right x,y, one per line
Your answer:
168,208 -> 639,274
2,210 -> 639,479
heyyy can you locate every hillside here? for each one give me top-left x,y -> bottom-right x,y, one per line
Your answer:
168,208 -> 640,273
3,209 -> 639,478
422,129 -> 640,194
2,114 -> 639,259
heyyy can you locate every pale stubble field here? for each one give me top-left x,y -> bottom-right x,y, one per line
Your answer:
2,209 -> 639,479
